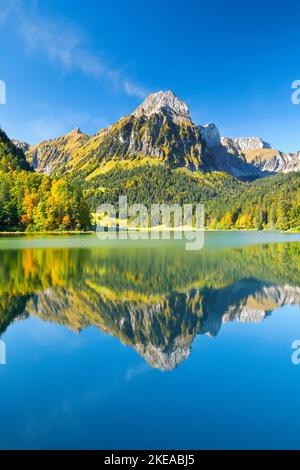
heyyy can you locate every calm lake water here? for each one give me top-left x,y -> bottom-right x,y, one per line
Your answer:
1,231 -> 300,450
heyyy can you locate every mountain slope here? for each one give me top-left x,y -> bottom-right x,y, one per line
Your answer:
0,129 -> 91,232
206,172 -> 300,230
26,127 -> 89,176
24,90 -> 300,182
211,135 -> 300,175
86,165 -> 242,208
26,91 -> 209,178
244,148 -> 300,173
0,129 -> 31,172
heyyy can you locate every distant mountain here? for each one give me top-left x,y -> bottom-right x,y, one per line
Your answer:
208,134 -> 300,176
244,148 -> 300,173
222,136 -> 271,151
0,129 -> 31,172
12,139 -> 30,154
22,90 -> 300,181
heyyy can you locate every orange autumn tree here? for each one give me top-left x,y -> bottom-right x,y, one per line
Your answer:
21,188 -> 39,227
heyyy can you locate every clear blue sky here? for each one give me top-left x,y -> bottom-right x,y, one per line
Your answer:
0,0 -> 300,152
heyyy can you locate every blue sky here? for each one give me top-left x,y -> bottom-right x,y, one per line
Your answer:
0,0 -> 300,152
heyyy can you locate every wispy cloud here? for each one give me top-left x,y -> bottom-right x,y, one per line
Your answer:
0,0 -> 148,98
124,81 -> 150,98
0,0 -> 14,25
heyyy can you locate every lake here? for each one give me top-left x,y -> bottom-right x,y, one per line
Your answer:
0,231 -> 300,450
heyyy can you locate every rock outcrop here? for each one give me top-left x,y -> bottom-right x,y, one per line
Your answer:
199,123 -> 221,147
243,148 -> 300,173
221,137 -> 271,152
133,90 -> 191,124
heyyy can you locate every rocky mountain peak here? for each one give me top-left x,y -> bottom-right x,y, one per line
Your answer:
132,90 -> 191,123
67,127 -> 82,137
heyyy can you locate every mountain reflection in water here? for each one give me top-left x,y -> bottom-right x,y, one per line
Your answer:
0,241 -> 300,370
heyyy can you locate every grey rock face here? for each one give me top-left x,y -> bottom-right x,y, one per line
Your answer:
208,135 -> 300,178
218,135 -> 300,175
198,123 -> 221,147
135,337 -> 191,372
246,149 -> 300,174
201,281 -> 300,337
221,137 -> 271,152
205,143 -> 267,179
132,90 -> 191,124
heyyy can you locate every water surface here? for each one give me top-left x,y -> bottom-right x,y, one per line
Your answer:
0,232 -> 300,449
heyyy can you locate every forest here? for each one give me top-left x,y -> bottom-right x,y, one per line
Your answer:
1,128 -> 300,232
0,129 -> 91,231
90,165 -> 300,232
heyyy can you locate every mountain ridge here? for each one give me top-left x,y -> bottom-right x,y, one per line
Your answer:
2,91 -> 300,233
12,90 -> 300,180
